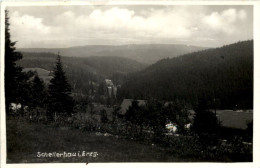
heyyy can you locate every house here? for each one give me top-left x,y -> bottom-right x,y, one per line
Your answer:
10,103 -> 22,111
165,122 -> 178,133
104,79 -> 117,99
119,99 -> 146,115
105,79 -> 113,86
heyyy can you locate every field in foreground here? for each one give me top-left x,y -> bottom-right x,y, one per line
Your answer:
6,118 -> 190,163
6,117 -> 252,163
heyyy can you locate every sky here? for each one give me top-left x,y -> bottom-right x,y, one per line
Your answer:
7,5 -> 253,48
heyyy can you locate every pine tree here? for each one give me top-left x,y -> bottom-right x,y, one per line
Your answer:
31,73 -> 47,109
192,97 -> 219,135
16,71 -> 34,116
47,54 -> 74,121
5,10 -> 23,115
192,96 -> 220,145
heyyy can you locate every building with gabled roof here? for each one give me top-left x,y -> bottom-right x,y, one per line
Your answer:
119,99 -> 146,115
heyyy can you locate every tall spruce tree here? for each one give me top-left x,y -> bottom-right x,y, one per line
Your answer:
5,10 -> 24,115
31,73 -> 47,109
47,54 -> 74,121
192,96 -> 220,145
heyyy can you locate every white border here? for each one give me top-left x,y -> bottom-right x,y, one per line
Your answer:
1,1 -> 259,168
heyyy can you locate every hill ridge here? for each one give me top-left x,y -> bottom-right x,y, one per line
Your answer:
118,40 -> 253,109
18,44 -> 208,64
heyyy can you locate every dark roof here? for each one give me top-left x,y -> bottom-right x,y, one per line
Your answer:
120,99 -> 146,115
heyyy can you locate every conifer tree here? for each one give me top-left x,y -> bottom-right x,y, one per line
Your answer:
5,10 -> 24,115
192,97 -> 219,135
47,54 -> 74,121
192,96 -> 220,145
31,73 -> 47,109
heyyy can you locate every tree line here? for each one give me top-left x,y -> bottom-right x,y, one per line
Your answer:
5,10 -> 74,121
122,98 -> 220,140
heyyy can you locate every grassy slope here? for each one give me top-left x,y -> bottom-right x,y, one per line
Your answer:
6,118 -> 252,163
23,68 -> 52,84
217,110 -> 253,129
6,119 -> 187,163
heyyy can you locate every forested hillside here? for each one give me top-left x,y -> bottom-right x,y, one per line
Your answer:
118,40 -> 253,109
17,52 -> 146,94
18,44 -> 207,64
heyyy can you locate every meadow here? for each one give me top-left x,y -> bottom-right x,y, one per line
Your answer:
6,116 -> 252,163
216,110 -> 253,129
6,118 -> 188,163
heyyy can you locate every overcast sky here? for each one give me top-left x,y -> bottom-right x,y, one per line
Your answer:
7,5 -> 253,48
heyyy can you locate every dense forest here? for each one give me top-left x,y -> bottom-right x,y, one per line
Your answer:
118,40 -> 253,109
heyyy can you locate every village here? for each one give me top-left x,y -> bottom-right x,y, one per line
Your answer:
4,5 -> 254,163
10,70 -> 252,138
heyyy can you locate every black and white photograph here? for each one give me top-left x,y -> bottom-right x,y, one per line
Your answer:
0,1 -> 259,166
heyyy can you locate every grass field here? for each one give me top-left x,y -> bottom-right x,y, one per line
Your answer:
216,110 -> 253,129
23,68 -> 52,84
6,118 -> 193,163
6,114 -> 252,163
